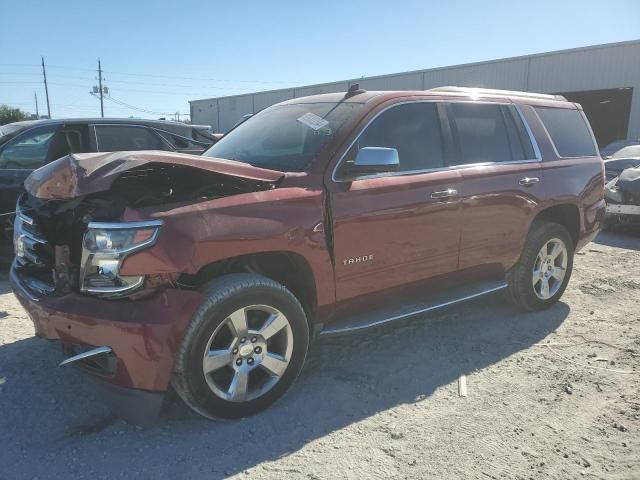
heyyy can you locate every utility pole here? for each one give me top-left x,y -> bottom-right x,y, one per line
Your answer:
41,56 -> 51,118
98,58 -> 104,118
34,92 -> 39,119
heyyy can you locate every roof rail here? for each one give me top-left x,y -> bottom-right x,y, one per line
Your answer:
429,86 -> 566,101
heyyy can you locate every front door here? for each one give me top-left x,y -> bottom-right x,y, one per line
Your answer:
0,124 -> 59,247
329,101 -> 462,301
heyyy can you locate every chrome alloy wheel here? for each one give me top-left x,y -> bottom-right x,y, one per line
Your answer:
202,305 -> 293,402
532,238 -> 568,300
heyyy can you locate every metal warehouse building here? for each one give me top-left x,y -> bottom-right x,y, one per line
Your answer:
190,40 -> 640,148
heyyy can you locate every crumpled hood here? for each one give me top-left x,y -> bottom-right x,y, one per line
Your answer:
24,150 -> 285,200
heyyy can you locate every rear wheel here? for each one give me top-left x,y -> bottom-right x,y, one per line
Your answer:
506,221 -> 574,311
172,274 -> 309,419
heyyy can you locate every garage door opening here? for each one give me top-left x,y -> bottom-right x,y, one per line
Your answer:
556,88 -> 633,148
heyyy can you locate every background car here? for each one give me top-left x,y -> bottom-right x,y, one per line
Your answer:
0,118 -> 218,251
604,157 -> 640,182
600,139 -> 640,159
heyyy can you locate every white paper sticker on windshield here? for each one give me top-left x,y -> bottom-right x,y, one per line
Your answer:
297,112 -> 329,131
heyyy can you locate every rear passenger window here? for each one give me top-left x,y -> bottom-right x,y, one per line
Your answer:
345,102 -> 444,173
449,103 -> 535,165
534,107 -> 597,157
95,126 -> 166,152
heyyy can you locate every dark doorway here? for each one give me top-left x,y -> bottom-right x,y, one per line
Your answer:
556,88 -> 633,148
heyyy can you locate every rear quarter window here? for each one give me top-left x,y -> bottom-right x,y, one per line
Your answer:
534,107 -> 597,158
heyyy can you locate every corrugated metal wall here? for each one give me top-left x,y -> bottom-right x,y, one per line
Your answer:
190,40 -> 640,138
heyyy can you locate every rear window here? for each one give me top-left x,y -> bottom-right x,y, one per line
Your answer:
534,107 -> 597,158
95,125 -> 166,152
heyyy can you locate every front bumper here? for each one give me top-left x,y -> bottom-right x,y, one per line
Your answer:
11,262 -> 203,391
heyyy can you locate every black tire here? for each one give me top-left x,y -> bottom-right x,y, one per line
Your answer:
171,273 -> 309,419
506,221 -> 574,311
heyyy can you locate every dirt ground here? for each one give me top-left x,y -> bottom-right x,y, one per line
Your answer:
0,231 -> 639,480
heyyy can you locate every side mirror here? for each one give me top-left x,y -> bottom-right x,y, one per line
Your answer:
351,147 -> 400,176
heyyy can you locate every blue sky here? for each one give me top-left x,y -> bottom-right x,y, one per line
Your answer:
1,0 -> 638,120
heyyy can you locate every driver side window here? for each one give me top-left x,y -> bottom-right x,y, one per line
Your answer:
338,102 -> 445,177
0,125 -> 59,169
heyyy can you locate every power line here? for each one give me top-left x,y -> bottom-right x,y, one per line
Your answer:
0,62 -> 306,84
0,80 -> 260,94
0,71 -> 275,90
103,94 -> 189,116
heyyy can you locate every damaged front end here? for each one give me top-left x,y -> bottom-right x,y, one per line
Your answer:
13,150 -> 282,299
605,166 -> 640,224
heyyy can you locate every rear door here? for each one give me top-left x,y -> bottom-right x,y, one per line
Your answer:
446,101 -> 543,273
329,101 -> 462,301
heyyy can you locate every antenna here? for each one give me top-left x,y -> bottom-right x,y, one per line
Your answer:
345,83 -> 366,98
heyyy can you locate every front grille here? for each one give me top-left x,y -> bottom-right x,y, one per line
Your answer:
14,210 -> 56,295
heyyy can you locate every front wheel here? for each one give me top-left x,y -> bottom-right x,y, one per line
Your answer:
172,274 -> 309,419
506,221 -> 574,311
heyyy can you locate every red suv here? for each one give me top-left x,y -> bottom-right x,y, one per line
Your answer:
11,86 -> 605,420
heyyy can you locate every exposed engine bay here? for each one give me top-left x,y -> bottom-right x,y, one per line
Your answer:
15,162 -> 276,297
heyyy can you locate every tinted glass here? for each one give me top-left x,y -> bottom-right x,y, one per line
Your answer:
47,125 -> 90,161
341,102 -> 444,174
505,106 -> 536,160
95,126 -> 165,152
450,103 -> 519,164
205,102 -> 364,172
534,107 -> 597,157
0,125 -> 58,169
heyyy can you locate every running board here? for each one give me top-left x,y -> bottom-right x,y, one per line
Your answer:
59,346 -> 113,367
320,280 -> 508,336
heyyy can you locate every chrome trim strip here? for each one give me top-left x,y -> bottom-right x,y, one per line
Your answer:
83,276 -> 144,294
319,282 -> 508,335
332,100 -> 541,183
59,346 -> 113,367
17,212 -> 34,226
87,220 -> 164,230
513,104 -> 542,161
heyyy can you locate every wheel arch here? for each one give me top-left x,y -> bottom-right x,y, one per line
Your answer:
531,203 -> 581,247
180,251 -> 319,322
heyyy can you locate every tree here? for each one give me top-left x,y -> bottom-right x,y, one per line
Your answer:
0,105 -> 30,126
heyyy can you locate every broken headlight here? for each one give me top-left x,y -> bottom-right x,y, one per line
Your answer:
80,220 -> 163,297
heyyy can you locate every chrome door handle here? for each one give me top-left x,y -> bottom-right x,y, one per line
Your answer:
430,188 -> 458,199
519,177 -> 540,187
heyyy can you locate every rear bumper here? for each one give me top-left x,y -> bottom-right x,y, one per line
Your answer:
10,262 -> 203,391
576,198 -> 606,252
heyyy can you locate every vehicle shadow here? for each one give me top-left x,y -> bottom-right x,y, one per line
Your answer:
593,229 -> 640,250
0,294 -> 568,479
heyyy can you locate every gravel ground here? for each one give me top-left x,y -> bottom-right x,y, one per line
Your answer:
1,231 -> 639,480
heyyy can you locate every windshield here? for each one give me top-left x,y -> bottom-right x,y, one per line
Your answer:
203,102 -> 364,172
